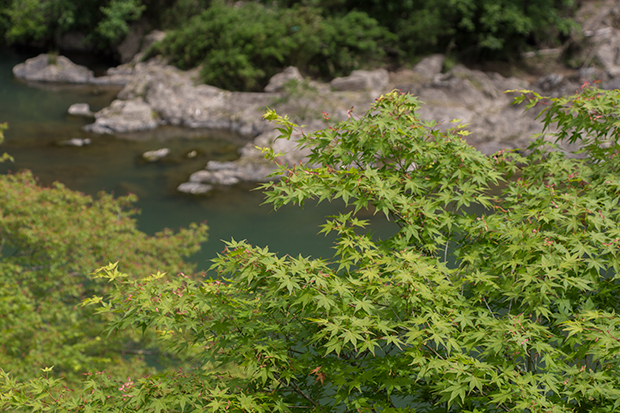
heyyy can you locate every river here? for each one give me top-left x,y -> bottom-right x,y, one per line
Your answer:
0,49 -> 395,270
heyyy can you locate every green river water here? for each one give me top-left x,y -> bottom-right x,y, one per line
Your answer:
0,49 -> 395,270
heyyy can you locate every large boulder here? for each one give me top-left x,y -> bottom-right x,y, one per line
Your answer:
412,54 -> 445,80
330,69 -> 389,92
264,67 -> 304,93
83,98 -> 159,134
567,0 -> 620,79
117,22 -> 146,63
13,54 -> 94,83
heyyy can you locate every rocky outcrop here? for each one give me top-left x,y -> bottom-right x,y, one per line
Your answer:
177,126 -> 316,193
81,57 -> 279,136
13,54 -> 95,83
13,53 -> 132,86
395,64 -> 540,154
330,69 -> 389,93
118,26 -> 166,64
413,54 -> 445,80
264,66 -> 304,93
84,98 -> 160,134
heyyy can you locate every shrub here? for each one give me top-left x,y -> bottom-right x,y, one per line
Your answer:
159,1 -> 393,91
1,0 -> 145,49
5,86 -> 620,411
268,0 -> 577,61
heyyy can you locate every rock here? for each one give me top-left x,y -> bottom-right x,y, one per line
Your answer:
572,1 -> 620,79
83,98 -> 159,134
59,138 -> 91,147
330,69 -> 389,92
142,148 -> 170,161
413,54 -> 445,80
595,29 -> 620,78
85,58 -> 273,135
142,30 -> 166,51
177,182 -> 213,194
117,23 -> 147,63
534,73 -> 565,92
187,150 -> 198,158
67,103 -> 94,117
577,67 -> 606,82
264,67 -> 304,93
13,54 -> 94,83
190,169 -> 241,185
129,30 -> 167,63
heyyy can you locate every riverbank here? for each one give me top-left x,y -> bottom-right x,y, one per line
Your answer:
10,0 -> 620,196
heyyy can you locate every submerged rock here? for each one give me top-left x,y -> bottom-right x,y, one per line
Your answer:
58,138 -> 92,147
67,103 -> 94,117
142,148 -> 170,162
177,182 -> 213,194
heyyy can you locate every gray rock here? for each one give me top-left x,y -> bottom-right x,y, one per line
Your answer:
142,148 -> 170,161
264,67 -> 304,93
117,23 -> 146,63
330,69 -> 389,92
67,103 -> 94,117
83,98 -> 159,134
534,73 -> 565,92
190,169 -> 241,185
594,29 -> 620,78
177,182 -> 213,194
85,58 -> 273,136
59,138 -> 92,147
13,54 -> 94,83
413,54 -> 445,80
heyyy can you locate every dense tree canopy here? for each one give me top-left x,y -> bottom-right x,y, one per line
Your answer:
4,86 -> 620,411
0,0 -> 146,49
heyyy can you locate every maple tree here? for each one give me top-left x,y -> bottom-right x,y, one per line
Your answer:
4,87 -> 620,412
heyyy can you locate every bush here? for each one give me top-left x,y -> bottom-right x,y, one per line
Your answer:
268,0 -> 577,61
159,0 -> 393,91
0,0 -> 145,49
5,86 -> 620,411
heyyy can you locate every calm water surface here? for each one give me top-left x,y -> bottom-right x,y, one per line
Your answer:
0,49 -> 395,270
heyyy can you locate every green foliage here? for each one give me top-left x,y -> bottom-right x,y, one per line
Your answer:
6,87 -> 620,411
266,0 -> 577,60
0,0 -> 145,49
156,0 -> 212,29
95,0 -> 145,46
0,167 -> 208,386
158,0 -> 392,91
0,123 -> 12,163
